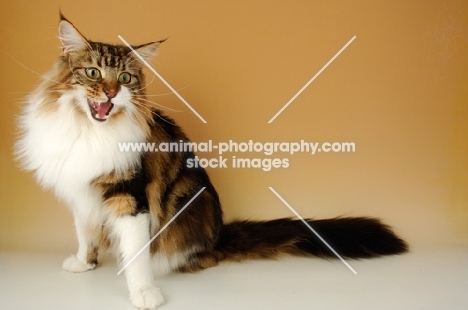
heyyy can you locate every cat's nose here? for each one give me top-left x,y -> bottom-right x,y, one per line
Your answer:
104,89 -> 117,99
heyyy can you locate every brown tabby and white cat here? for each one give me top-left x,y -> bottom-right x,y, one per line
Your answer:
15,15 -> 408,309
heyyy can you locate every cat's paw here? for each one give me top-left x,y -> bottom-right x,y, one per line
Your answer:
130,285 -> 164,309
62,255 -> 96,273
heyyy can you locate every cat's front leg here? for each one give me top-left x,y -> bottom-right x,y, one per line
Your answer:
62,213 -> 100,273
113,212 -> 164,309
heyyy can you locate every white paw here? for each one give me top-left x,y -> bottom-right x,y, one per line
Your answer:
62,255 -> 96,273
130,285 -> 164,309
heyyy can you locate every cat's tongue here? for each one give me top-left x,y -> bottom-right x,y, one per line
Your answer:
95,101 -> 113,119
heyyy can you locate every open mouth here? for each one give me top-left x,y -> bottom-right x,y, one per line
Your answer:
87,99 -> 114,122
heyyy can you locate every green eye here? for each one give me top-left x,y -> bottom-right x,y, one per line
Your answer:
85,67 -> 101,80
118,72 -> 131,84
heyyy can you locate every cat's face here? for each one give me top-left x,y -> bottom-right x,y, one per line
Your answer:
58,18 -> 162,123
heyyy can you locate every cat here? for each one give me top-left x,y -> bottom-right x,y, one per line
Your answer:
15,14 -> 408,309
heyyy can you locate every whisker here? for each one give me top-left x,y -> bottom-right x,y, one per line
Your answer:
128,103 -> 170,136
130,77 -> 199,101
131,99 -> 154,114
0,89 -> 65,97
153,111 -> 177,127
132,97 -> 182,113
131,108 -> 148,125
133,93 -> 182,97
4,51 -> 70,85
146,73 -> 201,95
132,74 -> 156,93
131,99 -> 177,128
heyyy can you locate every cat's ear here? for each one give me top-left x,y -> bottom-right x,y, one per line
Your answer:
130,39 -> 167,63
58,16 -> 90,55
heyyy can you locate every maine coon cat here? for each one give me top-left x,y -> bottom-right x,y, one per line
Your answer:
15,15 -> 408,309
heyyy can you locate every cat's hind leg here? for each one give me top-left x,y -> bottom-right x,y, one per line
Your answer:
176,251 -> 220,273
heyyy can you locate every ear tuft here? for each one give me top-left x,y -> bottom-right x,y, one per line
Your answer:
131,39 -> 167,63
59,10 -> 68,22
58,19 -> 89,55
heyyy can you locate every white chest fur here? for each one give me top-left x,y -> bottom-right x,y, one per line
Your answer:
16,90 -> 147,208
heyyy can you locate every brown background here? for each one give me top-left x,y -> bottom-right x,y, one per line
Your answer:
1,0 -> 467,253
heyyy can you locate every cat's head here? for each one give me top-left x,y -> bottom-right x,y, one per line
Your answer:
56,15 -> 164,123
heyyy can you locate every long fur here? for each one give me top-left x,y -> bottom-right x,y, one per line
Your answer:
217,217 -> 407,261
15,15 -> 407,310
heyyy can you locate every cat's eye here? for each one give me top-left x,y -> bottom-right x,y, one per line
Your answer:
85,68 -> 101,80
118,72 -> 131,84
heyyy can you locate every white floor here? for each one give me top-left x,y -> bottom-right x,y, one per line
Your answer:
1,245 -> 467,310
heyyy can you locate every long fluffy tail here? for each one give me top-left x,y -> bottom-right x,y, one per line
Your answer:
215,217 -> 408,261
